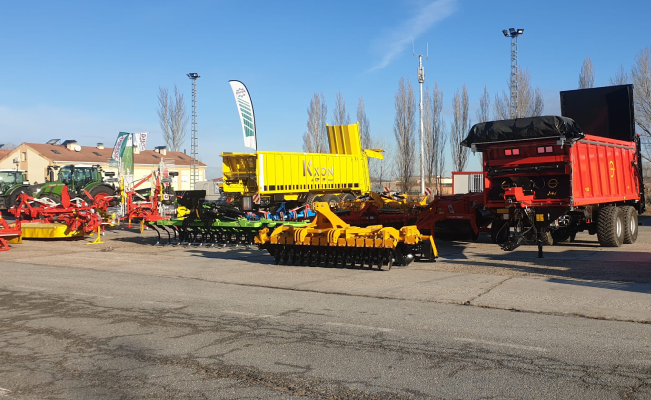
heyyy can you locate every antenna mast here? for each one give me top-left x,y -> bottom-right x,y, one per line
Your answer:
187,72 -> 200,189
414,42 -> 428,196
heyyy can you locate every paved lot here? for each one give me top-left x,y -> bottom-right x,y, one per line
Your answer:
1,216 -> 650,398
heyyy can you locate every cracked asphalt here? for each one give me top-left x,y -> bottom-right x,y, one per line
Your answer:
1,219 -> 650,398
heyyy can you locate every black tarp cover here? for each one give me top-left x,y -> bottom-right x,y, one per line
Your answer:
460,116 -> 584,148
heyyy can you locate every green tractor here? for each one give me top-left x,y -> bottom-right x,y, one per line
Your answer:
32,164 -> 117,204
0,169 -> 30,209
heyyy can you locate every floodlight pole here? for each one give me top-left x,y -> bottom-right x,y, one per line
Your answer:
187,73 -> 200,190
414,43 -> 427,196
503,28 -> 524,119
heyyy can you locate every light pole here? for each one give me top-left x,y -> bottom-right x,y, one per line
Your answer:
187,72 -> 200,189
502,28 -> 524,119
414,44 -> 428,196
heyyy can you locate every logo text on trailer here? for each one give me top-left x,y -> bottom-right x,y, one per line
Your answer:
303,160 -> 334,182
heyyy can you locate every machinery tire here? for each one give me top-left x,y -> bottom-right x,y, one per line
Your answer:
88,185 -> 115,199
597,206 -> 624,247
490,219 -> 509,244
338,193 -> 356,202
320,194 -> 339,208
622,206 -> 638,244
304,193 -> 322,206
552,229 -> 572,244
6,190 -> 21,209
539,230 -> 554,246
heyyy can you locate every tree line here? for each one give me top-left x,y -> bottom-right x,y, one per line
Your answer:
302,47 -> 651,194
578,48 -> 651,164
304,69 -> 544,194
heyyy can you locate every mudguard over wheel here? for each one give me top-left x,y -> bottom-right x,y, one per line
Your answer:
597,206 -> 624,247
622,206 -> 638,244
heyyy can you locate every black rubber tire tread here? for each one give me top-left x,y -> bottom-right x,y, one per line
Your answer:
551,229 -> 572,244
539,230 -> 554,246
7,189 -> 21,209
622,206 -> 638,244
88,185 -> 115,198
320,194 -> 339,208
304,193 -> 322,206
597,206 -> 624,247
338,193 -> 356,202
490,219 -> 509,244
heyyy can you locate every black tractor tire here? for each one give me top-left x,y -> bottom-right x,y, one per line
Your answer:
552,229 -> 572,244
490,219 -> 509,244
539,230 -> 554,246
622,206 -> 638,244
320,194 -> 340,208
338,193 -> 356,202
597,206 -> 624,247
6,189 -> 22,209
304,193 -> 323,207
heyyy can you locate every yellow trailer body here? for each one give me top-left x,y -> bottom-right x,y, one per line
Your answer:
221,123 -> 382,206
222,151 -> 371,196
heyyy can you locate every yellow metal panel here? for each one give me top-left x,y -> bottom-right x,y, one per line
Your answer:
327,123 -> 362,155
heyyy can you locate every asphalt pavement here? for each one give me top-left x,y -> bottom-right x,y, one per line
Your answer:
1,217 -> 650,398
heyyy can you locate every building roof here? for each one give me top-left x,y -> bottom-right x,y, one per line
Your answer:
0,149 -> 10,160
23,143 -> 206,167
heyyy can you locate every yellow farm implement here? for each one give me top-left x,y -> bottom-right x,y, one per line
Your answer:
256,202 -> 437,270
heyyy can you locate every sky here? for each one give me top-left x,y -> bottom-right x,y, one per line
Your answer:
1,0 -> 649,178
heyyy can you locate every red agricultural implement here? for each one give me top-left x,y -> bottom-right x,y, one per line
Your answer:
8,187 -> 111,235
0,212 -> 21,251
119,169 -> 176,229
334,191 -> 491,242
462,85 -> 645,255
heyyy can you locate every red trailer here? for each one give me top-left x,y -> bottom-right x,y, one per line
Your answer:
463,85 -> 645,252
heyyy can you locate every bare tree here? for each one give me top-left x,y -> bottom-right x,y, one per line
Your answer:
476,85 -> 491,123
357,96 -> 371,149
632,47 -> 651,162
610,65 -> 630,85
423,82 -> 447,194
579,56 -> 595,89
632,48 -> 651,137
157,86 -> 188,152
332,92 -> 350,126
423,85 -> 433,184
0,142 -> 17,150
303,93 -> 329,153
493,69 -> 544,119
451,85 -> 470,172
393,77 -> 416,193
369,136 -> 394,191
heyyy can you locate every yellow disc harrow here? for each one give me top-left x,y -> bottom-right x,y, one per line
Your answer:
256,202 -> 437,270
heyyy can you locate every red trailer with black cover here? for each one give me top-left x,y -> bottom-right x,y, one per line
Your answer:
462,85 -> 645,252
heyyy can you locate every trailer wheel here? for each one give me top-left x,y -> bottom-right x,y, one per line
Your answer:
622,206 -> 638,244
338,193 -> 356,202
597,206 -> 624,247
539,230 -> 554,246
490,219 -> 509,244
552,229 -> 572,244
305,193 -> 322,206
320,194 -> 340,208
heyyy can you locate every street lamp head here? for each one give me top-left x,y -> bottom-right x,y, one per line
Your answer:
509,28 -> 515,34
517,28 -> 524,34
187,73 -> 200,79
502,29 -> 509,37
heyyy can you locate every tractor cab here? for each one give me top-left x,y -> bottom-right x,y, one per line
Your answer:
37,164 -> 116,202
0,170 -> 30,209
